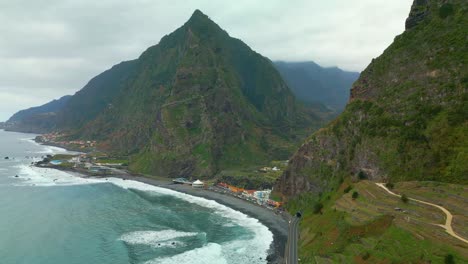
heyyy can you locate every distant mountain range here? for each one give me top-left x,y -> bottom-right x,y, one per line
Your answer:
3,95 -> 71,133
274,61 -> 359,110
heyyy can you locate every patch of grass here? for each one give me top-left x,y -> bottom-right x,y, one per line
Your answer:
51,154 -> 76,160
97,158 -> 128,164
56,162 -> 74,169
269,191 -> 282,202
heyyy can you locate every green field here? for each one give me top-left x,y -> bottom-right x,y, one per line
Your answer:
290,180 -> 468,263
216,160 -> 288,189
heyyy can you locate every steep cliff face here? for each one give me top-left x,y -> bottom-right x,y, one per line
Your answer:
405,0 -> 431,29
53,10 -> 323,178
276,0 -> 468,198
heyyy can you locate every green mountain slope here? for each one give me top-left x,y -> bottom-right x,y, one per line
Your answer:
3,95 -> 71,133
275,1 -> 467,262
274,61 -> 359,111
57,10 -> 324,178
276,0 -> 467,198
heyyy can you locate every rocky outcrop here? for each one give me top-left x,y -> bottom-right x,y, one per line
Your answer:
405,0 -> 430,29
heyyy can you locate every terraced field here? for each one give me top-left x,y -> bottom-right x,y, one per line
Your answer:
296,180 -> 468,263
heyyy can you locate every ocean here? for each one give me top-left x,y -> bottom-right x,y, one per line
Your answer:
0,130 -> 273,264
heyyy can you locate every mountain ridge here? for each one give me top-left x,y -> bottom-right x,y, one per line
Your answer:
3,95 -> 71,133
46,10 -> 326,178
274,61 -> 359,111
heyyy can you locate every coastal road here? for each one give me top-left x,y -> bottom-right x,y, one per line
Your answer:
376,183 -> 468,244
285,215 -> 301,264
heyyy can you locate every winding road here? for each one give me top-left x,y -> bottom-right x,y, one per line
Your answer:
284,215 -> 300,264
375,183 -> 468,244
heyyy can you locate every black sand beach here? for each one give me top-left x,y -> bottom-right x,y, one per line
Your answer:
58,168 -> 288,264
114,174 -> 288,264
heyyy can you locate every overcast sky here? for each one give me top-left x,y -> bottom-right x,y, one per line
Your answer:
0,0 -> 412,121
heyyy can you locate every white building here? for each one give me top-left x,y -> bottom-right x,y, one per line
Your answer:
254,190 -> 271,204
192,179 -> 204,188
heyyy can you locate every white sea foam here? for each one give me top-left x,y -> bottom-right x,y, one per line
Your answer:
20,137 -> 81,155
144,243 -> 228,264
108,178 -> 273,264
13,164 -> 103,186
119,230 -> 197,248
12,135 -> 273,263
107,178 -> 167,193
36,145 -> 80,155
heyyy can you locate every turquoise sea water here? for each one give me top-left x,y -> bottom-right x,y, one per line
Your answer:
0,130 -> 272,264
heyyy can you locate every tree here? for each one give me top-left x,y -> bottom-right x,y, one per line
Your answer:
313,202 -> 323,214
352,191 -> 359,200
444,254 -> 455,264
385,182 -> 394,189
358,170 -> 367,180
344,185 -> 352,193
361,252 -> 370,260
401,194 -> 409,203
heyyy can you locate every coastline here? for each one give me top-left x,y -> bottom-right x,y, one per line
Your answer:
35,164 -> 287,262
110,174 -> 289,264
28,137 -> 288,263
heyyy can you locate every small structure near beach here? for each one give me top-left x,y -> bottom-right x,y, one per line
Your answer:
89,166 -> 111,175
192,179 -> 204,188
50,160 -> 63,165
173,178 -> 192,185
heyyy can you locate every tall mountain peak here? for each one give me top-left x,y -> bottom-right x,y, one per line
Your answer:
43,10 -> 324,179
183,9 -> 227,39
186,9 -> 215,28
190,9 -> 207,20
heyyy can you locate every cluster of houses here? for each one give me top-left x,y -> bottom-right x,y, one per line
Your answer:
37,133 -> 96,149
171,179 -> 282,208
39,154 -> 118,176
216,182 -> 282,208
259,166 -> 281,173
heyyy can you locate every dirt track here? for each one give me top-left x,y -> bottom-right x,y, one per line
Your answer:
376,183 -> 468,244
